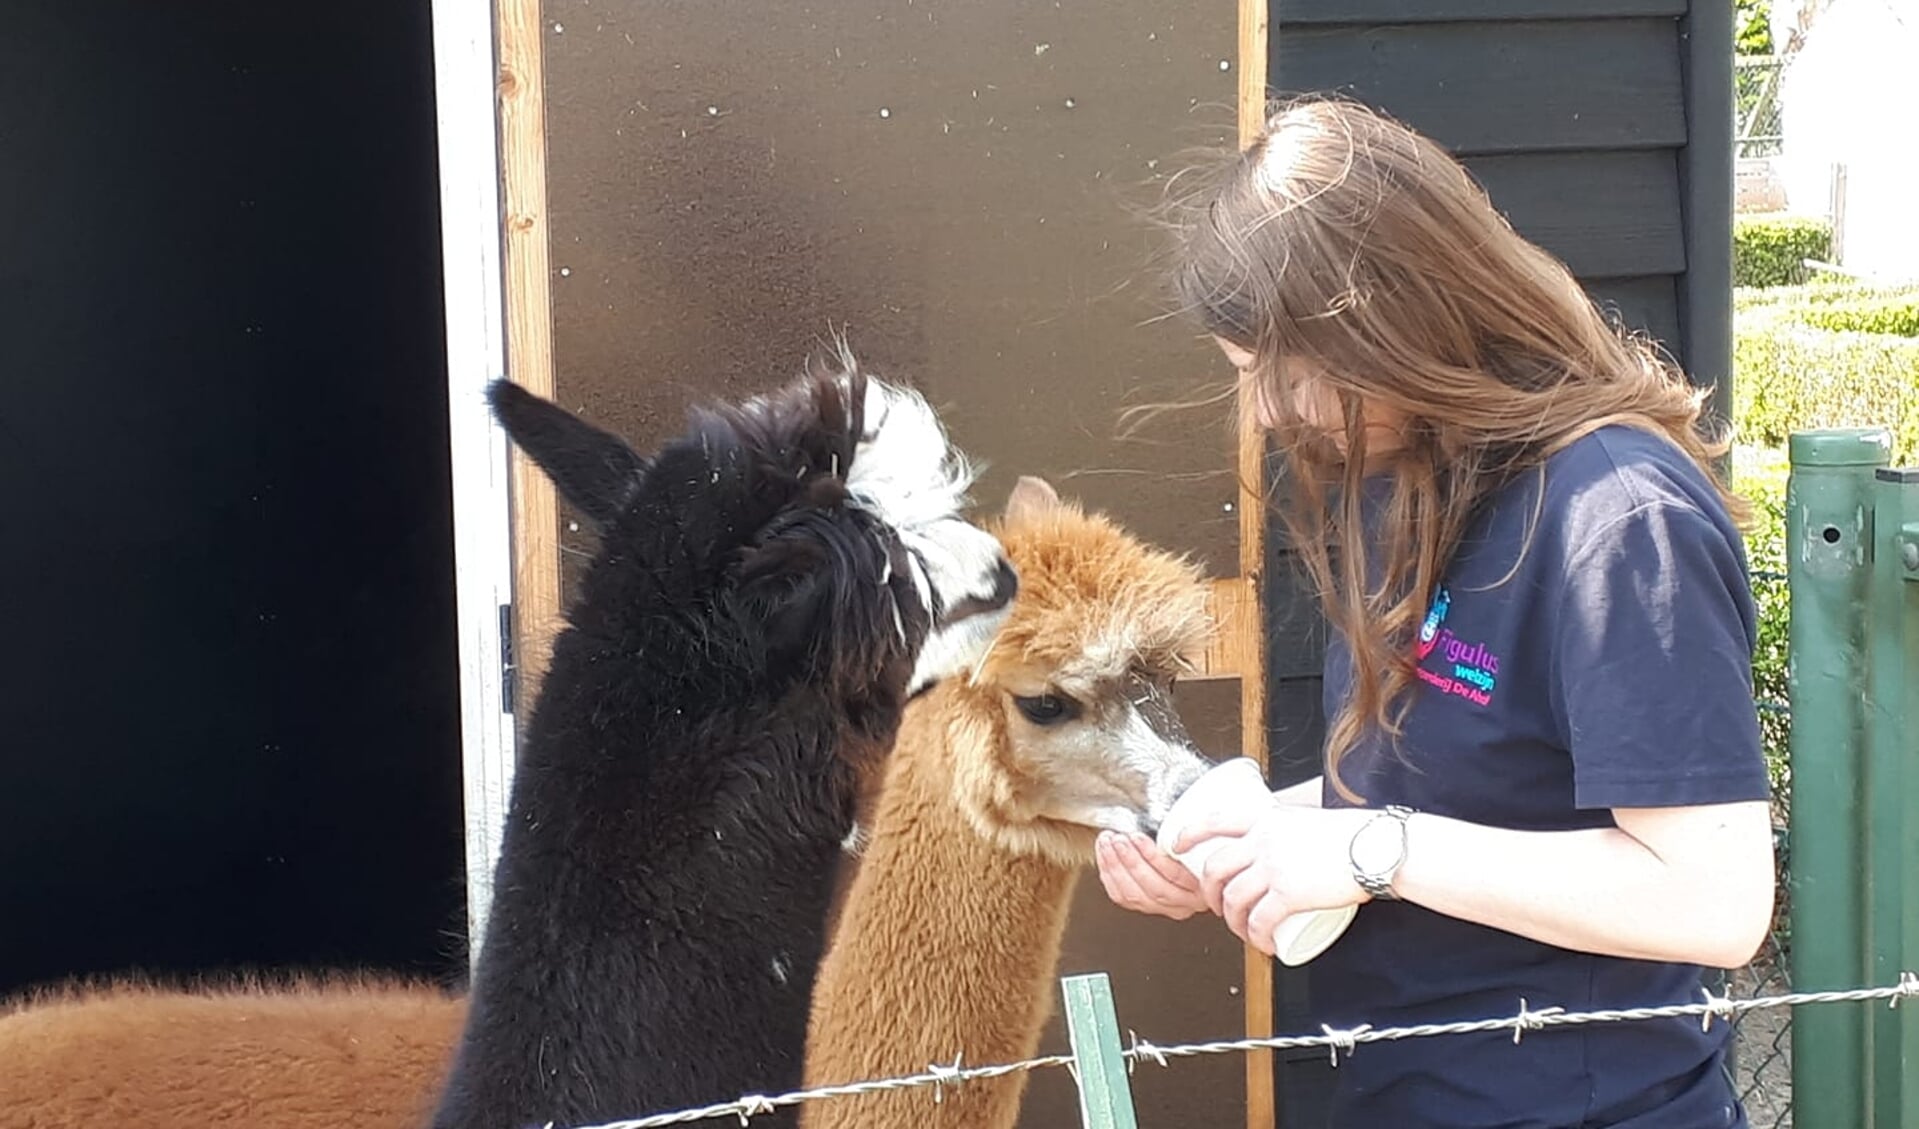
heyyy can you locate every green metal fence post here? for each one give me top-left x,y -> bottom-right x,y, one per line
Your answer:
1061,973 -> 1139,1129
1786,427 -> 1890,1129
1868,465 -> 1919,1128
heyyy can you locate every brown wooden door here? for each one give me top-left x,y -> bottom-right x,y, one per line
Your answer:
482,1 -> 1276,1124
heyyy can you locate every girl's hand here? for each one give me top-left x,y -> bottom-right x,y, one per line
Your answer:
1173,805 -> 1375,956
1094,831 -> 1210,921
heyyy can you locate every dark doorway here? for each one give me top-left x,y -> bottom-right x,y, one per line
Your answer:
0,0 -> 466,999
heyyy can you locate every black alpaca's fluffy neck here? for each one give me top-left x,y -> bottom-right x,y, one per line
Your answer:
429,595 -> 898,1129
428,369 -> 980,1129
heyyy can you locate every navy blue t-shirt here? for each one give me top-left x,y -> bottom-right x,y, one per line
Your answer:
1306,425 -> 1772,1128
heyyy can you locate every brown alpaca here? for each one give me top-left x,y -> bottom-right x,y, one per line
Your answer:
0,974 -> 463,1129
800,476 -> 1217,1129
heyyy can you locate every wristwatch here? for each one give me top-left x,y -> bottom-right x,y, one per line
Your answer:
1349,804 -> 1416,900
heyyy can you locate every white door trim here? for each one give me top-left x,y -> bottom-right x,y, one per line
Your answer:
429,0 -> 518,957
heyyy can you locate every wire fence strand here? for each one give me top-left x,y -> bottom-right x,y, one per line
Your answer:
552,1055 -> 1077,1129
557,972 -> 1919,1129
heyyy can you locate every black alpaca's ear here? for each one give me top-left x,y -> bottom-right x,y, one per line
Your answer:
488,379 -> 650,529
734,515 -> 875,679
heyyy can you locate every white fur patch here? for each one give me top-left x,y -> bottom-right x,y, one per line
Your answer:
906,599 -> 1010,696
830,356 -> 1015,689
845,376 -> 977,532
1028,707 -> 1211,836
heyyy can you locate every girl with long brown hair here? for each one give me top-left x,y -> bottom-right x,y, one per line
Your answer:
1094,95 -> 1775,1127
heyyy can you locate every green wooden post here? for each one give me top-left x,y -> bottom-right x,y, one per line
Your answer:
1868,465 -> 1919,1128
1061,973 -> 1139,1129
1787,427 -> 1890,1128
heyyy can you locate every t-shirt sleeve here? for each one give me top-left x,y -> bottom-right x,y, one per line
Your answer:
1551,500 -> 1773,810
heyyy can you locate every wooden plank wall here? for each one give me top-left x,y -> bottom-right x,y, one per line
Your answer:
1257,1 -> 1725,1122
1273,2 -> 1695,359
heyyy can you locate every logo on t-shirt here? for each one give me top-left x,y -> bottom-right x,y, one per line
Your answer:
1415,586 -> 1451,659
1413,585 -> 1501,707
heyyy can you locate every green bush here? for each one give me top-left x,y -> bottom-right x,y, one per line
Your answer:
1734,280 -> 1919,335
1733,319 -> 1919,462
1734,278 -> 1916,313
1734,214 -> 1834,288
1730,280 -> 1919,817
1731,447 -> 1790,800
1736,0 -> 1773,55
1796,293 -> 1919,337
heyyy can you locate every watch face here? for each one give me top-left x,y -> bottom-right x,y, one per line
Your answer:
1352,817 -> 1401,873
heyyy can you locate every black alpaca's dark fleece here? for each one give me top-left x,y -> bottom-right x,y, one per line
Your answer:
430,370 -> 936,1129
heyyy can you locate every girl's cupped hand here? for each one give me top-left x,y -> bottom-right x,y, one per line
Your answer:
1093,830 -> 1209,920
1098,804 -> 1377,956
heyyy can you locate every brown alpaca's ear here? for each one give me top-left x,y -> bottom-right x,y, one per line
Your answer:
1004,475 -> 1062,523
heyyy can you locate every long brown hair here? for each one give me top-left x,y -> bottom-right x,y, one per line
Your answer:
1157,95 -> 1746,801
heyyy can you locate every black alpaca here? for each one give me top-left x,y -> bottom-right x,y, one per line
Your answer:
430,355 -> 1017,1129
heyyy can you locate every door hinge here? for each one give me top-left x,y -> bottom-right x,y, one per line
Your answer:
499,602 -> 516,713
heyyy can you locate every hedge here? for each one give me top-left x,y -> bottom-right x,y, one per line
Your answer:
1730,281 -> 1919,794
1730,447 -> 1789,794
1734,278 -> 1918,312
1733,214 -> 1834,288
1796,293 -> 1919,337
1734,320 -> 1919,462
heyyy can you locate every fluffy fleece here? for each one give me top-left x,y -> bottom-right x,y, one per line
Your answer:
0,974 -> 463,1129
428,355 -> 1013,1129
800,477 -> 1216,1129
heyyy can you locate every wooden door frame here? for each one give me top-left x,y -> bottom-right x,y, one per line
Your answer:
1229,1 -> 1274,1122
435,0 -> 1276,1123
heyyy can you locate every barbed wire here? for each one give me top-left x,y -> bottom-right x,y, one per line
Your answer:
549,1052 -> 1077,1129
552,971 -> 1919,1129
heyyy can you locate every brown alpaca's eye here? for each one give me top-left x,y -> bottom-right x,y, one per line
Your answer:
1014,694 -> 1078,726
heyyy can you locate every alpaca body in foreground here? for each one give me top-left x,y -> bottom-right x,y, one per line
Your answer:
0,976 -> 462,1129
801,477 -> 1216,1129
430,359 -> 1014,1129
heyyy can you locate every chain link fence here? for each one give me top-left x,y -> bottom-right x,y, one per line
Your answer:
1730,822 -> 1793,1128
1733,557 -> 1792,1127
1736,55 -> 1786,159
1731,507 -> 1794,1126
